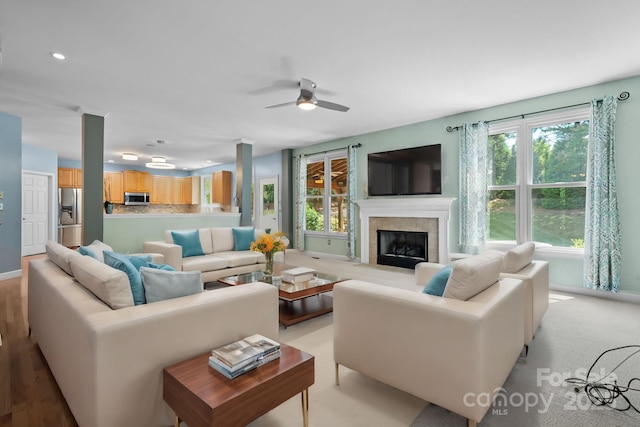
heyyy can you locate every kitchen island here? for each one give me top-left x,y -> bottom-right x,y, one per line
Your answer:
103,212 -> 241,254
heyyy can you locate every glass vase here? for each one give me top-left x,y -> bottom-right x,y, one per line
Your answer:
263,252 -> 274,279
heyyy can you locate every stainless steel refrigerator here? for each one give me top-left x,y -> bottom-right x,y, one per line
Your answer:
58,188 -> 83,247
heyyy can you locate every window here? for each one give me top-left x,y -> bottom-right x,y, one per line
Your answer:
305,152 -> 348,235
487,109 -> 589,250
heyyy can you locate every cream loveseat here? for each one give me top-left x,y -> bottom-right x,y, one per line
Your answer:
29,241 -> 279,427
143,227 -> 283,283
417,242 -> 549,350
333,252 -> 524,427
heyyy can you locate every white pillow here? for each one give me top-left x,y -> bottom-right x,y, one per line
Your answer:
45,240 -> 82,276
80,239 -> 114,263
502,242 -> 535,273
140,268 -> 203,303
443,252 -> 503,301
69,256 -> 134,309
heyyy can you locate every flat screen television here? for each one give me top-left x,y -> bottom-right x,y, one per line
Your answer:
367,144 -> 442,196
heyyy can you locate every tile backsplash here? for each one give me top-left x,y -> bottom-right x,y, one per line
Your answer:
109,204 -> 201,214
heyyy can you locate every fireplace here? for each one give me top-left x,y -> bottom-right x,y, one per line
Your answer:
356,197 -> 456,265
377,230 -> 428,269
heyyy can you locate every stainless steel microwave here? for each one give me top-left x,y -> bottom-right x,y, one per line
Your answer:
124,192 -> 150,205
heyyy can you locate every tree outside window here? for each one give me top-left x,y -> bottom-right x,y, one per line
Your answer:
487,111 -> 589,249
305,154 -> 348,235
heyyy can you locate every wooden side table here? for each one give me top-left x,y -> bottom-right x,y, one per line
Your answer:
163,344 -> 314,427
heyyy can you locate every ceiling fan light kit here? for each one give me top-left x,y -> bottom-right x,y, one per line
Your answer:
266,78 -> 349,112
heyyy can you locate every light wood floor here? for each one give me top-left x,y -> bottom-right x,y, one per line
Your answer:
0,255 -> 77,427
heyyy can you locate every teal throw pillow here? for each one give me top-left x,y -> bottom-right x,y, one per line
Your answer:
171,230 -> 205,258
140,268 -> 203,303
422,264 -> 454,297
232,227 -> 255,251
125,254 -> 153,271
104,251 -> 146,305
78,245 -> 99,260
148,262 -> 176,271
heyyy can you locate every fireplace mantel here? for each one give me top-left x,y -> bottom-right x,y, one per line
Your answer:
356,197 -> 456,265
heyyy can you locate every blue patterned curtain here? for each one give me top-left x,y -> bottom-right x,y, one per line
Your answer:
584,96 -> 620,292
295,155 -> 307,251
346,145 -> 357,259
459,122 -> 489,254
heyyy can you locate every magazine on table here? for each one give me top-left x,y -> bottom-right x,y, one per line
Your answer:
211,334 -> 280,369
208,349 -> 281,379
281,267 -> 316,283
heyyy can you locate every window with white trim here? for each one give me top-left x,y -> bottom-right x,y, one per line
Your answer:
305,152 -> 348,236
487,108 -> 589,250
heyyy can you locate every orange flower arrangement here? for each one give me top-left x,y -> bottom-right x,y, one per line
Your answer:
251,231 -> 288,277
250,231 -> 288,255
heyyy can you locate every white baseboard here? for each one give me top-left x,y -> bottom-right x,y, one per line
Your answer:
550,284 -> 640,304
292,249 -> 357,263
0,269 -> 22,281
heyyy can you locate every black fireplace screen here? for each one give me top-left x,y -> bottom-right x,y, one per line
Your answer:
377,230 -> 428,269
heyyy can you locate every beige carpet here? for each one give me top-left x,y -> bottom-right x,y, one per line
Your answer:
235,252 -> 640,426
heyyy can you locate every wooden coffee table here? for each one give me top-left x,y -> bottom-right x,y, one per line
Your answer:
218,264 -> 344,327
163,344 -> 314,427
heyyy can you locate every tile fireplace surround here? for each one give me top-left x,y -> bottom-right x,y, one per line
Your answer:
356,198 -> 456,265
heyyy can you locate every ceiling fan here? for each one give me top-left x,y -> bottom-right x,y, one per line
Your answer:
265,78 -> 350,112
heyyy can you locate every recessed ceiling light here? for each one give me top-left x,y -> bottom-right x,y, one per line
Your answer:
151,156 -> 166,163
52,52 -> 66,60
107,159 -> 114,163
206,160 -> 213,163
122,153 -> 138,161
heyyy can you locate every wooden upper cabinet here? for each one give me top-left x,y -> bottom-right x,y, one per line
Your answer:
151,175 -> 172,204
171,178 -> 183,204
58,168 -> 82,188
212,170 -> 232,209
123,170 -> 151,193
103,172 -> 124,204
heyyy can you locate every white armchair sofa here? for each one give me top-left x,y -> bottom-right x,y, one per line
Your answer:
417,242 -> 549,350
334,252 -> 525,427
143,227 -> 283,283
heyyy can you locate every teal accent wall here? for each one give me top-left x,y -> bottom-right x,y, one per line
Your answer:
0,112 -> 22,276
293,76 -> 640,295
103,214 -> 241,253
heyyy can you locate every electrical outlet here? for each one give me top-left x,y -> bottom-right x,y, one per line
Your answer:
327,239 -> 331,246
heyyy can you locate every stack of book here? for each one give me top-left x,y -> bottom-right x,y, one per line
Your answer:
208,334 -> 280,379
281,267 -> 316,283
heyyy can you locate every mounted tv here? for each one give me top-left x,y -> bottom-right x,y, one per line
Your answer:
367,144 -> 442,196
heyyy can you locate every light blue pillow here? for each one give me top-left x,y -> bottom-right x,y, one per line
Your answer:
140,268 -> 203,303
104,251 -> 145,305
126,254 -> 153,271
232,227 -> 255,251
78,245 -> 99,260
148,262 -> 176,271
171,230 -> 205,257
422,264 -> 454,297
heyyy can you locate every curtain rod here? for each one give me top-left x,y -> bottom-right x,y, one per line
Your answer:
445,91 -> 630,133
302,143 -> 362,157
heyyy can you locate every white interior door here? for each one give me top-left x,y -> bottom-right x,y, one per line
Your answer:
258,176 -> 279,232
22,172 -> 49,255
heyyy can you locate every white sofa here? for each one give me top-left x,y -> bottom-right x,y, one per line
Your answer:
143,227 -> 283,283
417,242 -> 549,349
29,241 -> 279,427
333,253 -> 525,427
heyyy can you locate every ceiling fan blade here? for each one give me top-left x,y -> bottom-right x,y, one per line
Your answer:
265,101 -> 297,109
316,99 -> 350,112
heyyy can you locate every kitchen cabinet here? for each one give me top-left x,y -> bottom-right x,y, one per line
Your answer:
151,175 -> 172,204
58,168 -> 82,188
123,170 -> 151,193
103,172 -> 124,204
190,176 -> 200,204
212,170 -> 232,210
171,178 -> 184,204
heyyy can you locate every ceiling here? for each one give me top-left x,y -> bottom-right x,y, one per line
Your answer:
1,1 -> 639,171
